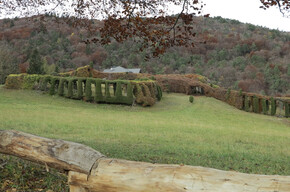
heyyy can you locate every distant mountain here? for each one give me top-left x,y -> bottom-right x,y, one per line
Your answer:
0,15 -> 289,96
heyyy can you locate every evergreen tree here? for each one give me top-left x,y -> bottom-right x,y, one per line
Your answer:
0,42 -> 18,84
27,49 -> 44,74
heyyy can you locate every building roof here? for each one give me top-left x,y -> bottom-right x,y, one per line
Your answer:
103,66 -> 141,73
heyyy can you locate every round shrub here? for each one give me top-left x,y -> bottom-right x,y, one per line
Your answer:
189,95 -> 194,103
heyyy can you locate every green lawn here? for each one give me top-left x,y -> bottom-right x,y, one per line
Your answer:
0,85 -> 289,176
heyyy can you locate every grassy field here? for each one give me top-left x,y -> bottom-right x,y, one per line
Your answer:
0,85 -> 289,178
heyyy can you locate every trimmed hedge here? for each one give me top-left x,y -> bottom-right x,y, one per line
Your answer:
67,79 -> 73,98
262,98 -> 268,115
4,74 -> 160,107
5,74 -> 25,89
253,96 -> 259,113
58,78 -> 65,96
244,96 -> 249,112
23,74 -> 41,89
285,102 -> 289,118
49,77 -> 58,95
77,78 -> 84,100
270,97 -> 276,116
40,75 -> 51,91
85,78 -> 92,101
156,85 -> 162,101
94,79 -> 105,103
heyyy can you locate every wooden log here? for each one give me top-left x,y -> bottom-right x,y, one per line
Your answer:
0,130 -> 104,174
68,158 -> 290,192
1,130 -> 290,192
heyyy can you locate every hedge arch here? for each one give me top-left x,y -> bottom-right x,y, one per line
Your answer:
4,74 -> 159,107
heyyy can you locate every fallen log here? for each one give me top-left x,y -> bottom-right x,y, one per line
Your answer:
0,130 -> 104,174
1,130 -> 290,192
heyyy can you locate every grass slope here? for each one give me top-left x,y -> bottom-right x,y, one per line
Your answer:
0,86 -> 289,176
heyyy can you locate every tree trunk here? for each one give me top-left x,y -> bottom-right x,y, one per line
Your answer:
68,158 -> 290,192
1,130 -> 290,192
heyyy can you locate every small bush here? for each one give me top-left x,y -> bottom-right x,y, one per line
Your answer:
189,95 -> 194,103
270,97 -> 276,116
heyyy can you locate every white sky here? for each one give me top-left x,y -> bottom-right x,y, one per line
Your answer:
202,0 -> 290,32
1,0 -> 289,32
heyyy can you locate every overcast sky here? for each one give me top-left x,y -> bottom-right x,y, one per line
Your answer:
202,0 -> 290,32
1,0 -> 289,32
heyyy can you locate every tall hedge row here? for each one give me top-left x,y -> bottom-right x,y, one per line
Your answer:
5,74 -> 160,106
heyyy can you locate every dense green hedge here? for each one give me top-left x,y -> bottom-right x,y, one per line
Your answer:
285,102 -> 289,118
270,97 -> 276,116
262,99 -> 268,115
253,96 -> 259,113
244,96 -> 249,112
5,74 -> 159,106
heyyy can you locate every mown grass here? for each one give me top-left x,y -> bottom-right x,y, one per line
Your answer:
0,85 -> 289,179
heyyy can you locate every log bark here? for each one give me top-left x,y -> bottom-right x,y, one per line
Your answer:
68,158 -> 290,192
0,130 -> 104,174
1,130 -> 290,192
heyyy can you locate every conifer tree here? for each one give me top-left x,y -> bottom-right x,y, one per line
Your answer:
27,49 -> 44,74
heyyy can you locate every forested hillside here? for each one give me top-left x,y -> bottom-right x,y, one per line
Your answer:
0,15 -> 289,96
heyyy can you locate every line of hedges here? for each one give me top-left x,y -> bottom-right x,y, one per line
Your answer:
5,74 -> 162,107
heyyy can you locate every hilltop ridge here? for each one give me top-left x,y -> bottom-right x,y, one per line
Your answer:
0,15 -> 289,96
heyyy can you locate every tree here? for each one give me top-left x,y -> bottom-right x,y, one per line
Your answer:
0,1 -> 289,56
0,42 -> 18,84
27,49 -> 44,74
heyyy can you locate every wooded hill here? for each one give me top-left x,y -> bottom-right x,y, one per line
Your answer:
0,15 -> 289,96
